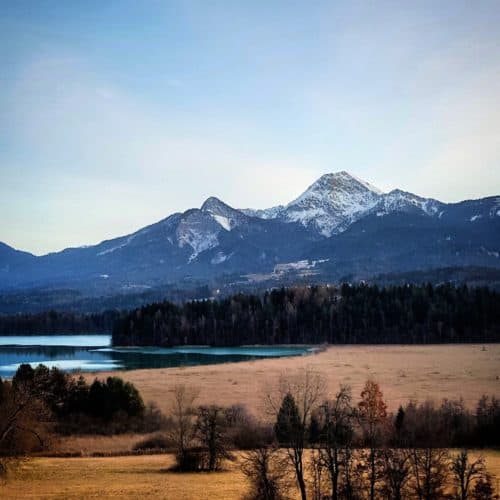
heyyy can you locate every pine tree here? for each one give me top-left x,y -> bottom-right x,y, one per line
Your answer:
274,393 -> 302,446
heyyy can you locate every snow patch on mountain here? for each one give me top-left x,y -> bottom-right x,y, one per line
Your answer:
97,234 -> 137,256
176,211 -> 222,261
241,205 -> 285,219
212,214 -> 232,231
211,251 -> 232,265
180,230 -> 219,262
96,225 -> 157,257
483,248 -> 499,258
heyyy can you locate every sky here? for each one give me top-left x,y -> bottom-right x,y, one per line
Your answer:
1,0 -> 500,255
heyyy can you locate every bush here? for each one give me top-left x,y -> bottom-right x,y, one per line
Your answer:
174,448 -> 205,472
230,422 -> 274,450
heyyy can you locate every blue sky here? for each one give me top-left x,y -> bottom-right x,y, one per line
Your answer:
1,0 -> 499,254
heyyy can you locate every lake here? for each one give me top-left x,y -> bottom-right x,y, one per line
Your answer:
0,335 -> 312,377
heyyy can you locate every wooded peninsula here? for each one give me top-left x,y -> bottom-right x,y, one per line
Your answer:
112,284 -> 500,346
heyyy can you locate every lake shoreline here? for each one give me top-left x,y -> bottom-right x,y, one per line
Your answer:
0,334 -> 314,378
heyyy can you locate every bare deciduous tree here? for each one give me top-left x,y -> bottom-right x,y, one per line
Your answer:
167,385 -> 199,470
314,384 -> 354,500
410,448 -> 450,500
309,447 -> 329,500
241,446 -> 290,500
195,405 -> 234,471
381,448 -> 412,500
451,450 -> 487,500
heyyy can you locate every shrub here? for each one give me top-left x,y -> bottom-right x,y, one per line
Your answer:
174,447 -> 205,472
230,422 -> 274,450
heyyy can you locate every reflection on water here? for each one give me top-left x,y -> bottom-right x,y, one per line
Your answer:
0,335 -> 311,377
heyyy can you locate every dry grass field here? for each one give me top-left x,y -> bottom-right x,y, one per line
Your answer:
3,451 -> 500,499
1,455 -> 244,499
90,344 -> 500,417
53,344 -> 500,456
4,344 -> 499,499
54,433 -> 156,455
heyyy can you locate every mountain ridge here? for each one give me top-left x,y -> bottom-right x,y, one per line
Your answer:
1,171 -> 499,295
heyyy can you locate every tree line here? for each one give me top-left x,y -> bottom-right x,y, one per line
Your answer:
0,310 -> 119,335
112,284 -> 500,346
0,363 -> 164,472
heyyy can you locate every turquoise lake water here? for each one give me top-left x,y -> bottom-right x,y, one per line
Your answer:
0,335 -> 312,377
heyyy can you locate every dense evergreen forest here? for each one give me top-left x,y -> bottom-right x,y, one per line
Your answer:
112,284 -> 500,346
0,310 -> 119,335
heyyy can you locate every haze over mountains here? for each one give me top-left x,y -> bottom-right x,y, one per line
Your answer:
1,171 -> 499,303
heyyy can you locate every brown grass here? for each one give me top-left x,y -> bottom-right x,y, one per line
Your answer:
2,455 -> 245,499
88,344 -> 500,418
53,433 -> 158,456
3,451 -> 500,499
52,344 -> 500,456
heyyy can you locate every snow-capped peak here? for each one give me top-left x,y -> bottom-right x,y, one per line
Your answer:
200,196 -> 246,232
287,172 -> 380,207
239,171 -> 385,236
280,171 -> 383,236
239,171 -> 449,237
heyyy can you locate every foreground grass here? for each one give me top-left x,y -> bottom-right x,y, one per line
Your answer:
2,451 -> 500,499
1,455 -> 247,499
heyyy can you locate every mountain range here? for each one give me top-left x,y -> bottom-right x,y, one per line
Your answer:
1,171 -> 499,300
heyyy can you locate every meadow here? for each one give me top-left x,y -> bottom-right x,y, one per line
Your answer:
3,451 -> 500,499
46,343 -> 499,455
91,344 -> 500,418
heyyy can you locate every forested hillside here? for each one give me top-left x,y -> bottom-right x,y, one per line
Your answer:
112,284 -> 500,346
